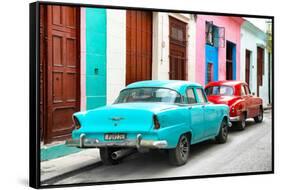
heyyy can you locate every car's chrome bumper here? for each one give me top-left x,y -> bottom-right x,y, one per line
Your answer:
230,116 -> 241,122
65,134 -> 168,149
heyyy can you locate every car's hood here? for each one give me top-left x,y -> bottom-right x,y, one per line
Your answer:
74,103 -> 178,133
207,95 -> 241,106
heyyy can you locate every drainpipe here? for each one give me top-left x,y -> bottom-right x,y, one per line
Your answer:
161,15 -> 164,65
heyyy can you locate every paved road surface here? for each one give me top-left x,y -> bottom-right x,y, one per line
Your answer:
44,110 -> 272,185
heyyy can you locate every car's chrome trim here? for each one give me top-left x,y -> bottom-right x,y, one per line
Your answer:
65,134 -> 168,149
230,116 -> 240,122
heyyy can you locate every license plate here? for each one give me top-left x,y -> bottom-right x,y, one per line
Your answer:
104,133 -> 126,141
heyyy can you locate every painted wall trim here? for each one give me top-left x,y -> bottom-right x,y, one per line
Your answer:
80,7 -> 86,111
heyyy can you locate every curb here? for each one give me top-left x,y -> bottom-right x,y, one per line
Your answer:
41,143 -> 81,161
264,106 -> 272,111
41,149 -> 101,183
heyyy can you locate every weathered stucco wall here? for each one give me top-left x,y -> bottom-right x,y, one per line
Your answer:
152,12 -> 196,81
240,22 -> 269,106
196,15 -> 243,85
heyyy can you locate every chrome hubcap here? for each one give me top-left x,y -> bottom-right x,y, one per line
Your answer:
258,110 -> 263,120
222,124 -> 228,139
179,136 -> 189,159
241,115 -> 246,128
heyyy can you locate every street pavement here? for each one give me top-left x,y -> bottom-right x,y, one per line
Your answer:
42,110 -> 272,186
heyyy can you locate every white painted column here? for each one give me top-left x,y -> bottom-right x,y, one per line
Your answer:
152,12 -> 170,80
106,9 -> 126,104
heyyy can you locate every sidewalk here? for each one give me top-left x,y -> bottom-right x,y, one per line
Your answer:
41,142 -> 81,161
264,104 -> 272,110
41,148 -> 101,182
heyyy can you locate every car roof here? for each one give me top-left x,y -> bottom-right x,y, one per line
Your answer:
205,80 -> 246,88
125,80 -> 202,94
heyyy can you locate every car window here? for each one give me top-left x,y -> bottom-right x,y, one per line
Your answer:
186,88 -> 197,104
240,85 -> 246,96
196,88 -> 207,103
115,87 -> 182,104
205,85 -> 234,96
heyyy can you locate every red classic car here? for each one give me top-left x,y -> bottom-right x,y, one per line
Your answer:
205,81 -> 263,130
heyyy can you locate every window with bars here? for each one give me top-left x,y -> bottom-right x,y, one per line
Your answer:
205,21 -> 225,48
207,63 -> 214,83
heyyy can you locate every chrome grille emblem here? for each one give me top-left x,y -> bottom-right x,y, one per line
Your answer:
110,117 -> 124,121
109,117 -> 124,126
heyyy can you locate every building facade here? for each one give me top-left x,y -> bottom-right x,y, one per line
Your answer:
40,5 -> 271,144
40,5 -> 196,144
195,15 -> 244,85
240,20 -> 271,106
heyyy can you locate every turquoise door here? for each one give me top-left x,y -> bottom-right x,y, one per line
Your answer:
188,104 -> 205,142
185,88 -> 205,142
204,103 -> 219,136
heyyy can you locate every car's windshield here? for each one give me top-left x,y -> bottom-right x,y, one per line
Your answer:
205,86 -> 234,96
114,87 -> 182,104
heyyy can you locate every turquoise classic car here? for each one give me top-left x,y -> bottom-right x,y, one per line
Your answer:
66,80 -> 231,166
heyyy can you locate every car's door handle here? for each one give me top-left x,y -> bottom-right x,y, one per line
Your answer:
202,105 -> 205,108
188,106 -> 193,110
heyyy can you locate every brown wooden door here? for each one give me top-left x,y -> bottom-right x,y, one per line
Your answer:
226,42 -> 233,80
257,47 -> 264,96
40,5 -> 46,141
40,5 -> 80,143
245,50 -> 251,85
169,17 -> 187,80
126,10 -> 152,85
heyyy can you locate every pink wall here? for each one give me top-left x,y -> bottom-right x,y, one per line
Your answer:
195,15 -> 244,85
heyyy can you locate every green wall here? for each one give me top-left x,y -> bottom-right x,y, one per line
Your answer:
86,8 -> 107,110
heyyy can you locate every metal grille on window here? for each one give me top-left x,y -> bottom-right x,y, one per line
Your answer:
171,27 -> 184,41
206,21 -> 214,45
214,26 -> 225,48
207,63 -> 214,83
206,21 -> 225,48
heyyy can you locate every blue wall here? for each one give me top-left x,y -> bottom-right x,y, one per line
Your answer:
85,8 -> 107,110
205,44 -> 218,84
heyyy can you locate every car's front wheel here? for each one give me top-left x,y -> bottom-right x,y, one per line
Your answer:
99,147 -> 120,165
168,134 -> 190,166
254,107 -> 263,123
215,119 -> 228,143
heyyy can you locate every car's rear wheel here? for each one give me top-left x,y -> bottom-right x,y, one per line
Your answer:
236,112 -> 246,130
215,119 -> 228,143
254,107 -> 263,123
168,134 -> 190,166
99,147 -> 120,165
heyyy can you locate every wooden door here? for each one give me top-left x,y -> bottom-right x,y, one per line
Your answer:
126,10 -> 152,85
41,5 -> 80,143
257,47 -> 264,97
245,50 -> 251,85
40,5 -> 46,141
226,42 -> 233,80
169,17 -> 187,80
